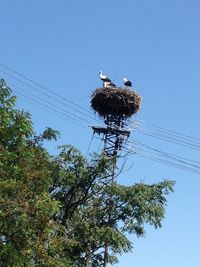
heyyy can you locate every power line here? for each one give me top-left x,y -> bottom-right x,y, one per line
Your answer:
151,123 -> 200,143
0,62 -> 95,117
121,145 -> 200,174
135,130 -> 200,151
139,121 -> 200,145
0,67 -> 99,125
1,62 -> 199,150
127,120 -> 200,151
128,139 -> 200,165
123,139 -> 200,174
138,154 -> 200,174
13,89 -> 86,128
102,125 -> 200,167
11,84 -> 92,125
92,124 -> 200,174
1,62 -> 200,175
144,127 -> 200,147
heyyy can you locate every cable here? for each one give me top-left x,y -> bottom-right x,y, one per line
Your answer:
128,139 -> 200,166
85,133 -> 94,158
124,140 -> 200,173
121,144 -> 200,174
13,89 -> 86,128
14,90 -> 86,128
87,124 -> 200,174
131,120 -> 200,146
135,130 -> 200,151
0,67 -> 98,124
0,62 -> 96,117
151,123 -> 200,143
1,62 -> 199,147
11,84 -> 92,125
104,126 -> 200,167
138,154 -> 200,174
2,62 -> 200,174
89,122 -> 200,174
127,120 -> 200,151
141,127 -> 200,147
96,135 -> 104,154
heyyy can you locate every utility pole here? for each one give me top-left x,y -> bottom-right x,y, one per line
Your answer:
91,86 -> 141,174
90,86 -> 141,266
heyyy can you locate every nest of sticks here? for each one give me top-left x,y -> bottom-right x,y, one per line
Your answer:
91,87 -> 142,118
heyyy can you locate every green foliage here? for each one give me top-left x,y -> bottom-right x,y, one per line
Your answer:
0,80 -> 67,266
51,145 -> 174,266
0,79 -> 175,266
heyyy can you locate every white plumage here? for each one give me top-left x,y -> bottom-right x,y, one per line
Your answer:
123,77 -> 132,87
99,71 -> 112,87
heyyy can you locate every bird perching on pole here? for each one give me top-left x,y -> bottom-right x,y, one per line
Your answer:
123,77 -> 132,88
99,71 -> 111,87
99,71 -> 116,88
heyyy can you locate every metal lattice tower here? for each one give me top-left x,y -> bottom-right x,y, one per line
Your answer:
90,86 -> 142,267
92,115 -> 130,158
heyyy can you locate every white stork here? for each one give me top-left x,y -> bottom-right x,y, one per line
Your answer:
99,71 -> 112,88
107,81 -> 116,87
123,77 -> 132,88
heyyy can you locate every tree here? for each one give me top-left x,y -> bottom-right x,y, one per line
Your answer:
0,79 -> 175,266
50,145 -> 175,266
0,79 -> 69,266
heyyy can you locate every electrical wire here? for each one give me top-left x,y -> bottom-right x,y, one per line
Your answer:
136,126 -> 200,148
151,123 -> 200,142
138,154 -> 200,174
123,140 -> 200,174
121,145 -> 200,174
85,133 -> 95,159
127,120 -> 200,150
0,62 -> 95,117
96,135 -> 104,154
1,62 -> 200,174
91,123 -> 200,174
0,67 -> 99,124
3,62 -> 198,150
1,62 -> 199,147
91,124 -> 200,174
94,133 -> 200,174
128,139 -> 200,165
13,89 -> 86,128
11,84 -> 92,125
134,130 -> 200,151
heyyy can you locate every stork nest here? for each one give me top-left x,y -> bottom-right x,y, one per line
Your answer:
91,87 -> 142,118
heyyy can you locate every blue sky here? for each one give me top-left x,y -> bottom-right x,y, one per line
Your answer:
1,1 -> 200,266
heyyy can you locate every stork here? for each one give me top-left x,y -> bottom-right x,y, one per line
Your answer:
99,71 -> 111,88
123,77 -> 132,88
107,81 -> 116,87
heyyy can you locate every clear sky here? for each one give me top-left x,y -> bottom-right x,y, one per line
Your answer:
1,1 -> 200,266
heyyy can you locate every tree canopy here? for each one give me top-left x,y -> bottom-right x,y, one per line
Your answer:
0,79 -> 175,266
